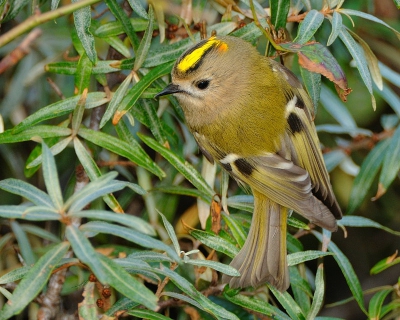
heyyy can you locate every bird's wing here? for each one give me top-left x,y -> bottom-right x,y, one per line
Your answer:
271,60 -> 342,220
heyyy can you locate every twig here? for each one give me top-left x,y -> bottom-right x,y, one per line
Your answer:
0,0 -> 102,47
0,28 -> 42,74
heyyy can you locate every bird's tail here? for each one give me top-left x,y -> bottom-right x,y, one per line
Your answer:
222,190 -> 290,292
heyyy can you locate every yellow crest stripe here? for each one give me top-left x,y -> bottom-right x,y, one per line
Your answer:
177,36 -> 228,72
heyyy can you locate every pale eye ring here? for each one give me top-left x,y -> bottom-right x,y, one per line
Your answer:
196,80 -> 210,90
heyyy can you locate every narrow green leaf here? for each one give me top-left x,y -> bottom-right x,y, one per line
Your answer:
347,139 -> 390,214
158,211 -> 181,257
140,99 -> 168,145
115,120 -> 165,178
66,225 -> 157,310
128,309 -> 172,320
371,255 -> 400,274
338,9 -> 400,40
116,61 -> 173,117
377,83 -> 400,118
189,229 -> 239,258
393,0 -> 400,9
316,124 -> 371,136
104,297 -> 139,316
81,221 -> 178,260
379,125 -> 400,195
300,67 -> 321,112
269,285 -> 306,320
128,251 -> 174,263
12,92 -> 108,134
0,265 -> 31,285
307,264 -> 325,320
0,287 -> 12,300
294,10 -> 324,44
0,179 -> 53,207
73,137 -> 122,212
134,5 -> 154,71
312,231 -> 367,313
42,142 -> 63,209
105,0 -> 140,51
327,11 -> 342,46
139,134 -> 214,199
184,258 -> 240,276
346,28 -> 383,90
70,209 -> 156,236
154,267 -> 239,320
10,221 -> 36,265
0,205 -> 60,221
222,212 -> 247,247
72,2 -> 97,63
270,0 -> 290,30
379,62 -> 400,88
341,213 -> 400,236
78,282 -> 98,319
94,18 -> 151,37
320,86 -> 357,131
27,137 -> 73,168
0,126 -> 72,144
126,0 -> 148,19
45,60 -> 121,74
288,251 -> 333,266
78,127 -> 165,178
0,242 -> 69,320
323,150 -> 347,172
74,54 -> 93,94
223,291 -> 291,319
152,186 -> 210,202
161,292 -> 204,311
103,36 -> 131,58
21,225 -> 61,243
338,27 -> 376,109
368,288 -> 393,319
100,72 -> 133,128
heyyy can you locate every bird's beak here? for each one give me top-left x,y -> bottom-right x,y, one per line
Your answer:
155,83 -> 182,98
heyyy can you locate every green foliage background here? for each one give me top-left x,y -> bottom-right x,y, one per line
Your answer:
0,0 -> 399,319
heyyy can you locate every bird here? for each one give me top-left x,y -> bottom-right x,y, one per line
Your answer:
156,35 -> 342,292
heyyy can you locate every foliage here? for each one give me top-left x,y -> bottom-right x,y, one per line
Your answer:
0,0 -> 399,319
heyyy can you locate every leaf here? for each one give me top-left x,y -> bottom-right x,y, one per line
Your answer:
312,231 -> 367,313
300,67 -> 321,113
376,125 -> 400,199
0,242 -> 69,320
73,138 -> 123,212
72,1 -> 97,63
0,266 -> 32,285
0,179 -> 53,207
139,99 -> 168,145
327,11 -> 342,46
189,229 -> 239,258
139,134 -> 214,200
27,137 -> 73,168
269,285 -> 306,320
347,139 -> 390,214
158,211 -> 180,257
100,73 -> 133,128
12,92 -> 108,134
270,0 -> 290,30
282,42 -> 351,102
370,253 -> 400,274
0,205 -> 60,221
134,5 -> 154,71
81,221 -> 178,260
307,264 -> 325,320
287,251 -> 333,267
42,142 -> 63,210
368,288 -> 393,320
338,8 -> 400,40
221,212 -> 247,248
128,309 -> 172,320
152,186 -> 210,203
223,290 -> 291,319
126,0 -> 148,19
21,224 -> 61,243
78,127 -> 165,178
11,221 -> 36,265
323,149 -> 347,172
74,54 -> 93,94
70,209 -> 156,236
105,0 -> 140,51
78,282 -> 97,320
45,60 -> 121,74
113,62 -> 174,124
338,27 -> 375,109
66,225 -> 158,310
294,10 -> 324,44
184,258 -> 240,276
0,126 -> 72,144
161,292 -> 204,311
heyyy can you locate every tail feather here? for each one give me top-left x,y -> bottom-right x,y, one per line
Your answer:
222,190 -> 290,292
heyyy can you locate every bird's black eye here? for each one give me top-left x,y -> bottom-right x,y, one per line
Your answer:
196,80 -> 210,90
